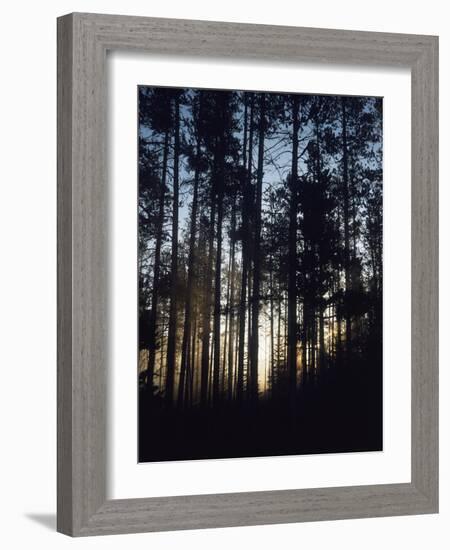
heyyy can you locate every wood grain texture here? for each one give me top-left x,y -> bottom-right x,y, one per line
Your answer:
57,12 -> 439,536
410,38 -> 439,506
57,13 -> 74,535
58,13 -> 108,534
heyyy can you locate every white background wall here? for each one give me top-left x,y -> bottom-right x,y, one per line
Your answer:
0,1 -> 447,548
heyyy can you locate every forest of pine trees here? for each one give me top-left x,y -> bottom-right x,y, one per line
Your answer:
138,86 -> 383,462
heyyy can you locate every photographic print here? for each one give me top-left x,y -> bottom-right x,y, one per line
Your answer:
138,86 -> 383,462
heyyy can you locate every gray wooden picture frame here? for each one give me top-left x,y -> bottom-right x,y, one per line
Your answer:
57,12 -> 438,537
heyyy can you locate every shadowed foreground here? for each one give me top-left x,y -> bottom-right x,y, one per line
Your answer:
138,87 -> 383,462
139,357 -> 382,462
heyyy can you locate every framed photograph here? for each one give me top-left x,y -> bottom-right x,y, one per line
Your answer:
137,85 -> 383,463
57,12 -> 438,536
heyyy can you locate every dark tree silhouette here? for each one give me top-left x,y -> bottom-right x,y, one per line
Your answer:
178,92 -> 204,407
165,91 -> 181,405
138,87 -> 383,462
288,94 -> 300,404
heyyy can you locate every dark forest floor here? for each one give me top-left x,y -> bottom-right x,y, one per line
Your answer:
138,360 -> 382,462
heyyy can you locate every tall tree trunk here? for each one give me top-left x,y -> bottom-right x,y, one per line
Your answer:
301,301 -> 308,382
193,310 -> 200,402
247,268 -> 252,393
222,255 -> 231,393
311,306 -> 316,377
341,96 -> 351,358
165,94 -> 180,405
277,281 -> 282,371
159,302 -> 167,390
208,337 -> 214,403
237,93 -> 251,400
146,127 -> 169,395
213,94 -> 227,404
249,93 -> 265,401
335,206 -> 343,366
200,195 -> 216,406
284,293 -> 288,372
212,178 -> 224,403
187,312 -> 197,405
178,96 -> 202,407
315,115 -> 326,372
269,258 -> 275,393
288,95 -> 300,401
319,308 -> 325,370
227,198 -> 237,400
